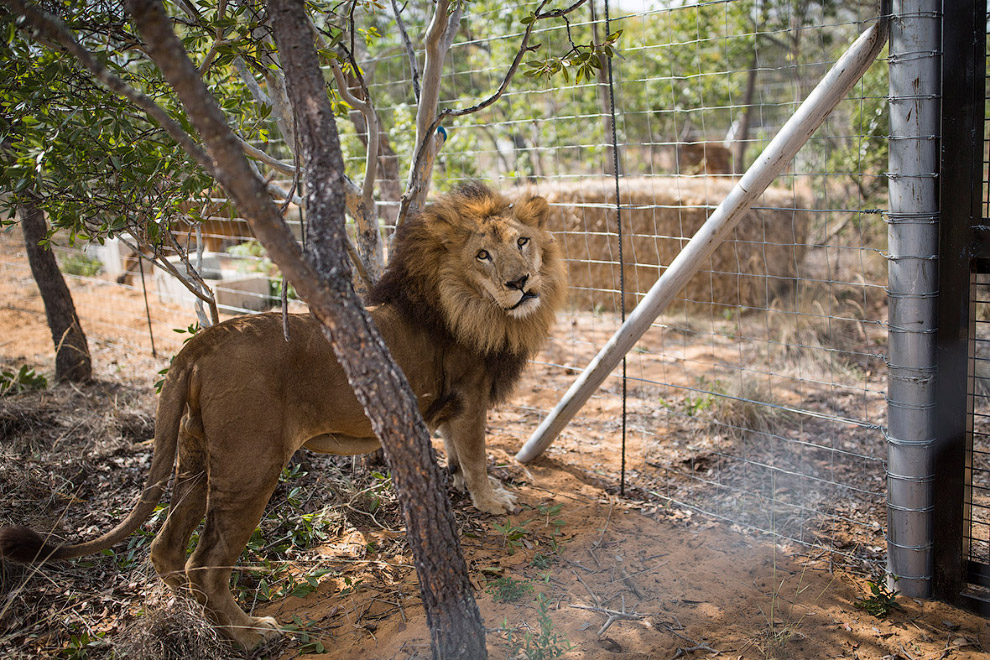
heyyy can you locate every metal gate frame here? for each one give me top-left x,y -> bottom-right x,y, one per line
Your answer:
932,0 -> 990,614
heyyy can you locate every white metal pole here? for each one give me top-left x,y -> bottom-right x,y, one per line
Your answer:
517,16 -> 890,463
885,0 -> 940,598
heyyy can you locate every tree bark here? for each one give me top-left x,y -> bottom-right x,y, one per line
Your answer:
124,1 -> 486,657
732,51 -> 758,174
19,193 -> 92,382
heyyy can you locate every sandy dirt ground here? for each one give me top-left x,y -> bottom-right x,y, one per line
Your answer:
1,227 -> 988,659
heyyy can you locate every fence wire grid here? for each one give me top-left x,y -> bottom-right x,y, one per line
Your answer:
0,1 -> 892,572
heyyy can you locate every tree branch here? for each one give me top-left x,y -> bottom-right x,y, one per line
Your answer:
239,137 -> 298,175
7,0 -> 214,177
330,61 -> 379,216
117,232 -> 218,317
399,0 -> 577,226
389,0 -> 420,103
401,0 -> 454,222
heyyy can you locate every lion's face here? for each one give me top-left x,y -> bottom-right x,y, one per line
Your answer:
431,192 -> 561,345
375,185 -> 566,356
461,213 -> 546,320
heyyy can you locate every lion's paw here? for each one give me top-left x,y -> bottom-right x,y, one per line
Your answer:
470,480 -> 518,515
234,616 -> 283,649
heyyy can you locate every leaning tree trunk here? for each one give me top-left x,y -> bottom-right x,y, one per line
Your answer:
268,6 -> 486,654
19,193 -> 92,382
124,1 -> 487,657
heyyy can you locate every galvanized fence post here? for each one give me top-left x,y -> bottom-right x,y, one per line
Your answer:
886,0 -> 941,598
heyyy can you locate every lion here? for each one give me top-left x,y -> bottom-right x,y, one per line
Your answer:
0,183 -> 566,648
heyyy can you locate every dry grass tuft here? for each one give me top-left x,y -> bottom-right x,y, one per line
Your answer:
113,592 -> 235,660
709,377 -> 792,440
767,280 -> 876,379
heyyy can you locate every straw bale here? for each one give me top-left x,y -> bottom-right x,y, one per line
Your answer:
521,177 -> 809,313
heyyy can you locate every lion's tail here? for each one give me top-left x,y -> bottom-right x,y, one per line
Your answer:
0,357 -> 192,564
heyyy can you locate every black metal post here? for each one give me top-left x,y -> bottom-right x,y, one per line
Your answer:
933,0 -> 986,611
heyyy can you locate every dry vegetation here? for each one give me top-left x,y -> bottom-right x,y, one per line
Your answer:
535,177 -> 810,312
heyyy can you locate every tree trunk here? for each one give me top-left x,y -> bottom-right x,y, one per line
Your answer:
125,1 -> 486,657
19,193 -> 92,382
267,6 -> 486,655
732,51 -> 758,174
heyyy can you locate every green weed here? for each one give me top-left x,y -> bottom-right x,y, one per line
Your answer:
486,576 -> 534,603
855,579 -> 903,618
504,593 -> 572,660
283,615 -> 327,654
0,365 -> 47,396
493,519 -> 531,554
59,630 -> 106,659
59,252 -> 103,277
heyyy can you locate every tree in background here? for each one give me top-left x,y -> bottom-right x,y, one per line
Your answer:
16,192 -> 92,382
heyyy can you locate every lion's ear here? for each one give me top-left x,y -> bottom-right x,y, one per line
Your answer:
516,196 -> 550,228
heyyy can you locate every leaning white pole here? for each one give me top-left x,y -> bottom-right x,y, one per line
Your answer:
517,15 -> 890,463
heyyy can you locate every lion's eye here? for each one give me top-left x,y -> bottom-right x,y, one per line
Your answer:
517,237 -> 530,248
476,249 -> 490,261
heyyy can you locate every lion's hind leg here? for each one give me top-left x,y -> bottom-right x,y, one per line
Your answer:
185,432 -> 287,649
150,427 -> 207,592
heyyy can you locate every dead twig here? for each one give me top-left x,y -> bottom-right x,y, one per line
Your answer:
669,643 -> 718,659
569,595 -> 644,637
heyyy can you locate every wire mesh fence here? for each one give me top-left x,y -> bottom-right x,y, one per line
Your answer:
0,0 -> 891,572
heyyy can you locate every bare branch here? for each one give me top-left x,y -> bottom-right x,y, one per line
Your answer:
8,0 -> 214,176
399,0 -> 586,226
239,137 -> 297,175
445,0 -> 560,120
233,56 -> 272,106
310,17 -> 384,279
389,0 -> 420,102
402,0 -> 453,220
118,232 -> 218,317
330,61 -> 378,211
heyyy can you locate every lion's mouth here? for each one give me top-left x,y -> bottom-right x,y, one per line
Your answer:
508,291 -> 539,311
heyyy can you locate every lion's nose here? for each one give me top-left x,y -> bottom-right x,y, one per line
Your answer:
505,274 -> 529,291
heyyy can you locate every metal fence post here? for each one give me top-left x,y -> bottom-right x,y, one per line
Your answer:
933,0 -> 987,612
886,0 -> 941,598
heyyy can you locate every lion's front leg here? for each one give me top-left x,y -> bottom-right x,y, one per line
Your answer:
440,413 -> 516,515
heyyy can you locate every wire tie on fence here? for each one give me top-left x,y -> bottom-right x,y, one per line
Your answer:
879,251 -> 938,261
883,539 -> 935,554
886,94 -> 940,103
883,434 -> 937,448
886,372 -> 935,386
885,359 -> 935,370
884,213 -> 938,224
885,324 -> 938,335
888,50 -> 943,64
885,470 -> 936,484
885,402 -> 936,416
884,170 -> 939,180
887,290 -> 939,300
